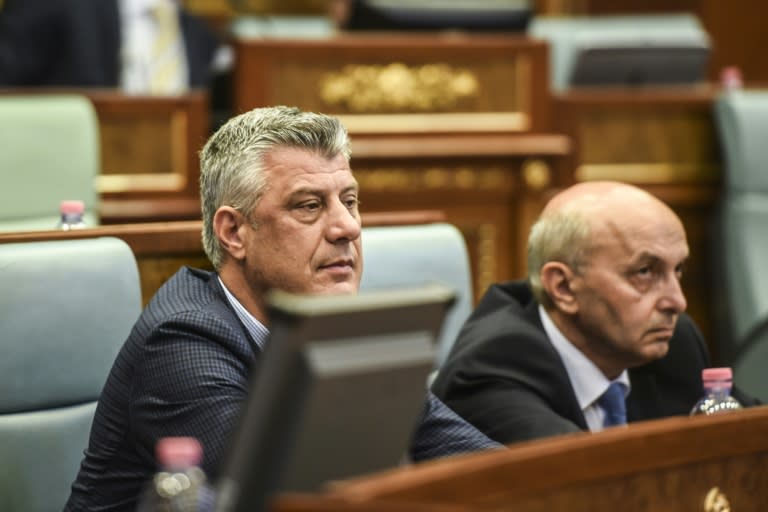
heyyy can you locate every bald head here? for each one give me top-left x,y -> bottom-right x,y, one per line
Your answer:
542,181 -> 675,219
528,181 -> 687,306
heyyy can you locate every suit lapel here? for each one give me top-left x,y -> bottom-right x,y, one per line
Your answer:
627,368 -> 661,422
522,300 -> 590,430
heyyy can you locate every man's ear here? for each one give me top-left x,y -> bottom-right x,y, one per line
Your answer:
213,206 -> 247,262
540,261 -> 580,314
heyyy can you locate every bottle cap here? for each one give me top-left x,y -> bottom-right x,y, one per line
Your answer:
155,437 -> 203,468
720,66 -> 743,90
60,200 -> 85,215
702,367 -> 733,382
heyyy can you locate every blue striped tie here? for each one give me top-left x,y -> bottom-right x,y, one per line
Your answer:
598,381 -> 627,427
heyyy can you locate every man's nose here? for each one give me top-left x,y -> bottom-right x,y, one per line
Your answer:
659,275 -> 687,314
326,200 -> 361,242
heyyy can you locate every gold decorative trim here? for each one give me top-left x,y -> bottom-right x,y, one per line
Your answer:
355,167 -> 510,192
522,159 -> 552,190
476,223 -> 497,298
339,112 -> 529,134
97,174 -> 186,193
576,163 -> 719,184
704,486 -> 731,512
170,110 -> 189,189
515,56 -> 533,117
321,62 -> 480,113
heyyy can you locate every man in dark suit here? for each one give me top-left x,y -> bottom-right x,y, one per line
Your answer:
64,106 -> 499,512
431,181 -> 758,446
0,0 -> 220,89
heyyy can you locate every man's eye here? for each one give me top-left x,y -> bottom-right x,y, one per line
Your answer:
344,197 -> 360,210
299,202 -> 321,212
636,266 -> 654,279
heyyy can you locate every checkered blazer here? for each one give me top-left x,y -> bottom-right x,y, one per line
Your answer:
65,267 -> 500,511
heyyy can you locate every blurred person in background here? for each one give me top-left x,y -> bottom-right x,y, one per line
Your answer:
0,0 -> 229,94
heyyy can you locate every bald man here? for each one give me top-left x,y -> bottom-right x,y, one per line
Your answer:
430,181 -> 757,446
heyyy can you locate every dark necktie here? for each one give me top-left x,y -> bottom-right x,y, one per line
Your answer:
598,381 -> 627,427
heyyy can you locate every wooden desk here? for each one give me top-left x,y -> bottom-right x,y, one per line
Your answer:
330,406 -> 768,511
272,494 -> 464,512
232,34 -> 551,134
553,85 -> 723,355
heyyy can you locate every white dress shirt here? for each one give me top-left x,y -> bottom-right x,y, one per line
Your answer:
117,0 -> 188,95
539,305 -> 630,431
218,276 -> 270,351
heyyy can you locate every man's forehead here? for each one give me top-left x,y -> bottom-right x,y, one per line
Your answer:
285,179 -> 359,195
591,218 -> 689,263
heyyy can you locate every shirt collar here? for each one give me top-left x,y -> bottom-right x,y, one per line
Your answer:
218,276 -> 270,351
538,305 -> 630,411
119,0 -> 177,17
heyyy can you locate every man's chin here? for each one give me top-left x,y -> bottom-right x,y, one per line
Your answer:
639,339 -> 671,364
313,281 -> 360,296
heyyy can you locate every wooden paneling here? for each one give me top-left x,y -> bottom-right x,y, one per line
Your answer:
329,406 -> 768,511
85,90 -> 210,223
232,35 -> 551,133
272,494 -> 465,512
351,132 -> 571,299
553,86 -> 722,355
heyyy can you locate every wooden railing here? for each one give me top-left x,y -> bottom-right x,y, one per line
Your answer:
327,406 -> 768,511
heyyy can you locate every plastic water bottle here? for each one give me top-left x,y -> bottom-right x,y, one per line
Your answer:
58,200 -> 87,230
690,367 -> 743,416
136,437 -> 215,512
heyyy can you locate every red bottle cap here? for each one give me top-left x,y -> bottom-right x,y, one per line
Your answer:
60,200 -> 85,215
702,367 -> 732,382
155,437 -> 203,468
720,66 -> 743,90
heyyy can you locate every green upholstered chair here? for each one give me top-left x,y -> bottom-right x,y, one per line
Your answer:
360,222 -> 473,372
714,89 -> 768,402
0,94 -> 100,231
0,237 -> 141,512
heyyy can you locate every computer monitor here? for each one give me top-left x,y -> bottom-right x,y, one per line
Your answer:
215,283 -> 456,512
343,0 -> 533,32
530,14 -> 711,91
569,37 -> 709,88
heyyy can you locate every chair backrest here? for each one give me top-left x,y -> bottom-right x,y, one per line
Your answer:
713,89 -> 768,401
359,222 -> 473,370
0,237 -> 141,512
0,94 -> 100,231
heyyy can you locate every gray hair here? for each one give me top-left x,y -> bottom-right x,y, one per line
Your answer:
199,106 -> 351,269
527,210 -> 592,307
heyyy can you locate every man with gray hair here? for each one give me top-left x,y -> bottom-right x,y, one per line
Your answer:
431,181 -> 757,446
65,106 -> 498,511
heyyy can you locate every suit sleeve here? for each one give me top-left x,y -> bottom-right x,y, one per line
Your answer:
0,0 -> 62,85
129,310 -> 254,478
